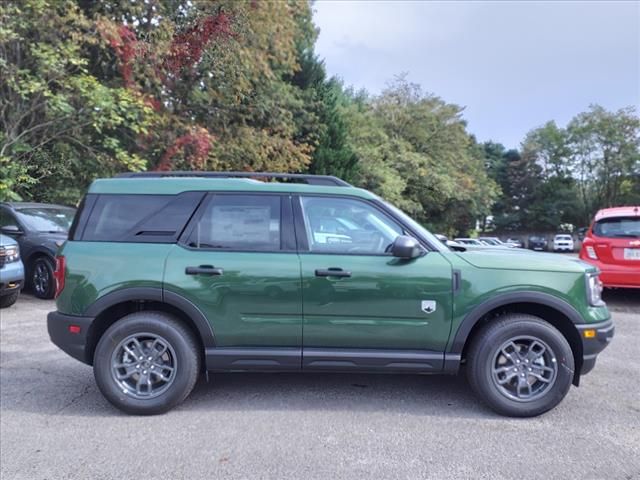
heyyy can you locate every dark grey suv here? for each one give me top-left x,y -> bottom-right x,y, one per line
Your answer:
0,203 -> 76,299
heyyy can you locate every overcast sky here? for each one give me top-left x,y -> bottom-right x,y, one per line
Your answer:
313,0 -> 640,149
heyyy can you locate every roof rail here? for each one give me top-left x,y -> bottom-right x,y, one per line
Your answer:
115,171 -> 351,187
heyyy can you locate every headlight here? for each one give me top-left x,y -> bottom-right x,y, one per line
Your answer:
586,272 -> 605,307
0,245 -> 20,263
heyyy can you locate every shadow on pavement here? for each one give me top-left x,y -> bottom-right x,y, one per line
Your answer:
602,288 -> 640,312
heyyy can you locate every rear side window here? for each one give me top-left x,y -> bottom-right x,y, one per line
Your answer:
593,217 -> 640,239
186,195 -> 281,251
81,192 -> 203,242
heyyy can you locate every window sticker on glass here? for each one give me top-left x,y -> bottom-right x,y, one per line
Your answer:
209,206 -> 273,244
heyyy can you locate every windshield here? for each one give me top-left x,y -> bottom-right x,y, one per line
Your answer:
16,207 -> 75,233
480,238 -> 499,245
379,199 -> 447,251
593,217 -> 640,238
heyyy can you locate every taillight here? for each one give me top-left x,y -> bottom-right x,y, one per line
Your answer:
585,245 -> 598,260
54,256 -> 65,298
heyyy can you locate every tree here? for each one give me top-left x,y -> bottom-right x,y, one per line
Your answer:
0,0 -> 154,202
520,122 -> 581,229
344,77 -> 498,235
1,0 -> 326,201
568,105 -> 640,223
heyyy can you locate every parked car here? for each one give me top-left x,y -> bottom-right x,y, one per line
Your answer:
478,236 -> 518,248
579,206 -> 640,288
434,233 -> 448,244
0,202 -> 76,299
0,234 -> 24,308
553,234 -> 574,252
528,235 -> 548,251
455,238 -> 512,250
454,238 -> 486,246
48,172 -> 613,417
506,237 -> 524,248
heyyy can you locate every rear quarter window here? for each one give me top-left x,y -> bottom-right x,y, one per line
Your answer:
81,192 -> 204,242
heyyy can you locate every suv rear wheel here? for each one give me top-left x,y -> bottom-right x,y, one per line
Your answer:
466,313 -> 574,417
93,311 -> 200,415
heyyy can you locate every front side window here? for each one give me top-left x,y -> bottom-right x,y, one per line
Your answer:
300,196 -> 402,254
187,195 -> 281,251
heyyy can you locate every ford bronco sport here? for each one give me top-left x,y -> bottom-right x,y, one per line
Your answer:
47,172 -> 614,416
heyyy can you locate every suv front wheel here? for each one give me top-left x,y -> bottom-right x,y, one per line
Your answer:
94,311 -> 200,415
31,257 -> 55,299
466,313 -> 574,417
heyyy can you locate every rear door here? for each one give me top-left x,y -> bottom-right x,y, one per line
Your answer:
163,193 -> 303,371
294,195 -> 453,372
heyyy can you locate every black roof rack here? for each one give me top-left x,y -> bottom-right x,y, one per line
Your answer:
115,171 -> 351,187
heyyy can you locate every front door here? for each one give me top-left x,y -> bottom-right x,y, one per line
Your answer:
164,193 -> 303,370
295,195 -> 453,372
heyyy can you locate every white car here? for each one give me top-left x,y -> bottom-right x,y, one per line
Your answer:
478,237 -> 519,248
553,234 -> 574,252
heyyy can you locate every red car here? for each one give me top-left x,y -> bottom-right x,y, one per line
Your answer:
579,206 -> 640,288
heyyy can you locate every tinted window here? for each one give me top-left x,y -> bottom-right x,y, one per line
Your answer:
300,196 -> 402,254
593,217 -> 640,238
82,193 -> 202,242
14,207 -> 75,233
187,195 -> 281,251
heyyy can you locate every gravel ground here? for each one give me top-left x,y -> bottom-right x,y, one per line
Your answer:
1,290 -> 639,480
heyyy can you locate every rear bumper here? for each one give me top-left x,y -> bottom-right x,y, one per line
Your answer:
579,257 -> 640,288
576,319 -> 614,376
47,311 -> 94,365
0,261 -> 24,295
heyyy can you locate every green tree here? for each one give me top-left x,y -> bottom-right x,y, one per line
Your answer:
567,105 -> 640,223
521,121 -> 581,229
0,0 -> 154,202
344,77 -> 498,235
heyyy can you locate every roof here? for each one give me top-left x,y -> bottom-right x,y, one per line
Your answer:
88,177 -> 378,200
1,202 -> 75,210
594,206 -> 640,221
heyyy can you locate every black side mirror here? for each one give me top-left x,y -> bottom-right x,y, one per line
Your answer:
1,225 -> 23,235
391,235 -> 423,259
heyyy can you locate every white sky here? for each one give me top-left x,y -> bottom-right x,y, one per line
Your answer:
313,0 -> 640,148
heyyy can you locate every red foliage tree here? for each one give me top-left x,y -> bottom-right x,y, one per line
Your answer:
164,12 -> 233,74
156,128 -> 214,171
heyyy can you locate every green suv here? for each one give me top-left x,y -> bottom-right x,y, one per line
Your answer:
47,172 -> 614,416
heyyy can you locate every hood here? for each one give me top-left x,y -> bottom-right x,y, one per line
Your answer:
30,231 -> 68,240
455,248 -> 595,273
0,234 -> 18,247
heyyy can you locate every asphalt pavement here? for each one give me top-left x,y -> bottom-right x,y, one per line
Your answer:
1,290 -> 639,480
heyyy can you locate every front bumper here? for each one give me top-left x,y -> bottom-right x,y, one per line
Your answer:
47,311 -> 94,365
576,319 -> 615,376
0,260 -> 25,295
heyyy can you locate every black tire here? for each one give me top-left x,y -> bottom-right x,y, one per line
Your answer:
93,311 -> 201,415
0,291 -> 19,308
466,313 -> 574,417
30,256 -> 55,299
